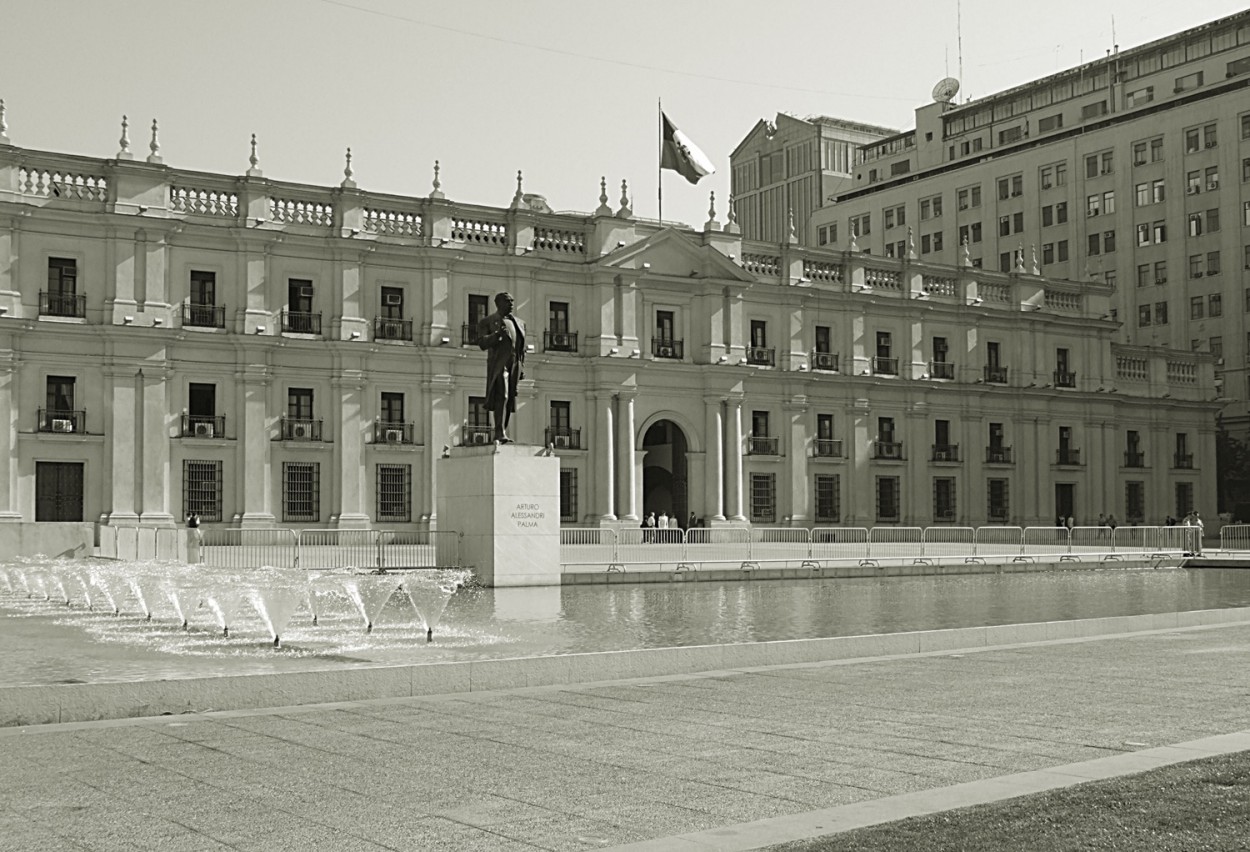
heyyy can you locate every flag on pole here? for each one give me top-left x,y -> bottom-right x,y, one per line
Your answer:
660,112 -> 715,185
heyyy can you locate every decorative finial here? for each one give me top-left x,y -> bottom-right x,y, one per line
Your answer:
1029,243 -> 1040,275
0,99 -> 8,145
704,191 -> 721,233
146,118 -> 162,163
709,191 -> 717,221
117,115 -> 132,159
616,179 -> 632,218
511,169 -> 524,209
341,147 -> 356,188
1014,243 -> 1025,273
906,226 -> 916,260
960,235 -> 971,267
724,193 -> 740,234
595,176 -> 612,216
430,159 -> 444,199
786,207 -> 798,244
848,223 -> 859,253
247,133 -> 262,176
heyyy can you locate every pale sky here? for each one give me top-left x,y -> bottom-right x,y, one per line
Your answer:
2,0 -> 1246,229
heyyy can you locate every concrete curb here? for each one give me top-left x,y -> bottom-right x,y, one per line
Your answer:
4,605 -> 1248,727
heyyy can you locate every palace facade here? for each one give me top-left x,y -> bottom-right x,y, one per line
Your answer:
0,126 -> 1218,531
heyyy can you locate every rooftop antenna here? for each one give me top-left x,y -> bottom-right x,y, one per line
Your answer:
956,0 -> 964,99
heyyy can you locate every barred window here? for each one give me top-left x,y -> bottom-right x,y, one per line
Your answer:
560,468 -> 578,523
183,460 -> 223,522
282,462 -> 319,523
875,476 -> 900,522
933,477 -> 956,522
376,464 -> 411,523
814,474 -> 840,523
750,473 -> 776,524
1126,481 -> 1145,524
987,478 -> 1009,522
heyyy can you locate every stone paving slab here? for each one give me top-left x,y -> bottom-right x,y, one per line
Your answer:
0,621 -> 1248,851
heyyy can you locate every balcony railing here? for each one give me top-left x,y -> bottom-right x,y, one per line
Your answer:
811,351 -> 839,372
813,438 -> 843,458
282,310 -> 322,335
984,365 -> 1008,384
183,303 -> 225,329
931,443 -> 960,462
929,361 -> 955,380
544,330 -> 579,353
181,414 -> 225,438
1056,448 -> 1082,465
462,323 -> 478,346
462,424 -> 493,446
1054,370 -> 1077,388
40,291 -> 85,318
544,427 -> 582,450
985,446 -> 1014,464
373,317 -> 413,341
746,346 -> 775,366
1174,453 -> 1194,469
652,338 -> 683,359
373,420 -> 414,444
873,356 -> 899,375
37,408 -> 86,433
1124,451 -> 1145,468
749,435 -> 779,455
280,417 -> 323,441
873,440 -> 904,460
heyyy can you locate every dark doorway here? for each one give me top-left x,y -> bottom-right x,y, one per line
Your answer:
1055,482 -> 1075,524
642,420 -> 689,527
36,461 -> 84,521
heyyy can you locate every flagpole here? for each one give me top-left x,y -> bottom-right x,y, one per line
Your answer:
657,98 -> 663,226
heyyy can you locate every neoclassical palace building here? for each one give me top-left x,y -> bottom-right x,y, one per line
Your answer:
0,120 -> 1219,531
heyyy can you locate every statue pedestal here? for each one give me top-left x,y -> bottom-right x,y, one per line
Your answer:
436,443 -> 561,587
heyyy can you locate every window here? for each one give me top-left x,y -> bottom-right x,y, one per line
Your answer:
1155,301 -> 1168,325
1102,191 -> 1115,214
1042,205 -> 1053,227
548,301 -> 570,334
884,205 -> 905,229
183,460 -> 223,523
1209,337 -> 1222,360
1137,264 -> 1150,288
1038,113 -> 1063,132
998,215 -> 1010,238
1150,138 -> 1164,162
1088,233 -> 1101,256
1139,305 -> 1152,327
850,213 -> 870,237
750,473 -> 776,524
1040,165 -> 1054,189
1133,141 -> 1147,164
999,126 -> 1023,144
1057,241 -> 1068,262
468,293 -> 490,331
1042,243 -> 1055,265
1153,222 -> 1167,243
1085,154 -> 1099,178
1155,261 -> 1168,284
1152,179 -> 1165,203
920,234 -> 930,254
1056,202 -> 1067,223
1174,71 -> 1203,92
1188,254 -> 1201,277
282,462 -> 320,523
44,257 -> 80,317
1243,113 -> 1250,139
1175,482 -> 1195,517
1207,165 -> 1220,190
380,391 -> 404,425
1210,294 -> 1223,317
1103,230 -> 1115,253
1208,251 -> 1221,276
817,227 -> 828,246
1203,123 -> 1217,148
957,186 -> 981,209
814,474 -> 840,523
1191,296 -> 1205,320
560,469 -> 578,523
190,270 -> 216,306
288,278 -> 313,313
376,464 -> 411,522
750,320 -> 767,348
876,476 -> 900,522
919,195 -> 942,220
933,477 -> 956,522
1126,482 -> 1145,525
1000,252 -> 1012,273
1186,170 -> 1201,194
551,400 -> 571,432
1104,270 -> 1116,290
1080,101 -> 1107,120
1243,158 -> 1250,183
1186,127 -> 1201,153
958,222 -> 982,244
1087,194 -> 1101,217
752,409 -> 770,439
1012,212 -> 1023,233
1208,208 -> 1220,233
1126,87 -> 1154,108
1011,175 -> 1023,196
987,478 -> 1009,522
997,177 -> 1010,200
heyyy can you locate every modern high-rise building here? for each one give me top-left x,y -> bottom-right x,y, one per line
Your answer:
798,10 -> 1250,453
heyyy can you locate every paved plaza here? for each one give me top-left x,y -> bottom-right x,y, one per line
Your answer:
1,617 -> 1248,851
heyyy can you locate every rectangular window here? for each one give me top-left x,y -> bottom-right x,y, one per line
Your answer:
1175,482 -> 1194,516
548,301 -> 570,334
376,464 -> 411,522
1150,138 -> 1164,161
468,293 -> 490,329
288,387 -> 313,420
183,460 -> 223,523
876,476 -> 901,523
1191,296 -> 1204,320
815,325 -> 831,354
1088,233 -> 1101,255
189,270 -> 216,306
560,468 -> 578,523
1126,481 -> 1145,524
1057,241 -> 1068,262
1080,101 -> 1107,120
1208,251 -> 1221,275
750,473 -> 776,524
1139,305 -> 1151,327
1103,191 -> 1115,214
1126,87 -> 1154,108
550,400 -> 571,431
814,474 -> 840,523
1103,230 -> 1115,253
1155,301 -> 1168,325
933,477 -> 956,522
282,462 -> 320,523
1210,294 -> 1223,317
1155,261 -> 1168,284
750,319 -> 767,348
1038,113 -> 1063,132
850,213 -> 870,237
1043,243 -> 1055,265
1137,264 -> 1150,288
1175,71 -> 1202,92
987,478 -> 1009,522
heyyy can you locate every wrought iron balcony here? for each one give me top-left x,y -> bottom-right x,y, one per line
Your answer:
746,346 -> 775,366
813,438 -> 843,458
1056,448 -> 1082,465
931,443 -> 960,462
37,408 -> 86,433
462,424 -> 493,446
461,323 -> 477,346
873,440 -> 904,460
873,356 -> 899,375
1054,370 -> 1077,388
929,361 -> 955,380
544,427 -> 582,450
373,317 -> 413,341
40,291 -> 85,318
984,365 -> 1008,384
748,435 -> 779,455
544,330 -> 579,353
183,303 -> 225,328
1123,451 -> 1146,468
1173,453 -> 1194,469
652,338 -> 683,359
181,414 -> 225,438
985,446 -> 1014,464
811,351 -> 839,372
280,416 -> 323,441
281,310 -> 322,335
373,420 -> 414,444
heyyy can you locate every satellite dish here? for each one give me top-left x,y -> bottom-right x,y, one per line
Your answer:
932,77 -> 961,103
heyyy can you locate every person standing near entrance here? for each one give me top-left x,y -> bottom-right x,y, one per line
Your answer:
475,292 -> 526,444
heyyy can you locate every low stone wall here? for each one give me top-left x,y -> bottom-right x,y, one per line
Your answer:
0,523 -> 94,560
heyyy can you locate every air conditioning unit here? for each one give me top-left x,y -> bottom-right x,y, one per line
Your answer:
51,418 -> 73,433
384,293 -> 402,306
1186,186 -> 1200,195
1194,272 -> 1205,278
551,333 -> 568,347
291,423 -> 310,440
193,422 -> 215,438
553,433 -> 571,449
470,432 -> 490,446
1205,141 -> 1216,148
1207,181 -> 1219,190
1133,159 -> 1146,166
1156,278 -> 1166,285
657,345 -> 674,358
384,428 -> 403,444
299,286 -> 314,298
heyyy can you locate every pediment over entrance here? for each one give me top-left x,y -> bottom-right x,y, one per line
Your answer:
598,228 -> 755,284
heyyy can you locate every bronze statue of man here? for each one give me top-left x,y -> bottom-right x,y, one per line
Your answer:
475,291 -> 526,443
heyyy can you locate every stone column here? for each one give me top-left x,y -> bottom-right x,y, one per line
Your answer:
727,396 -> 746,521
596,392 -> 616,520
108,227 -> 138,325
331,371 -> 369,528
0,351 -> 20,520
138,363 -> 175,525
703,395 -> 725,521
423,374 -> 453,527
785,397 -> 809,524
617,391 -> 638,520
236,365 -> 275,527
103,367 -> 139,525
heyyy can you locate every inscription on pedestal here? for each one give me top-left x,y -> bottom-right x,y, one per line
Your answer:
511,502 -> 545,529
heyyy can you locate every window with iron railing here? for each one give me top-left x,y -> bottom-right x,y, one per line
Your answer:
545,426 -> 582,450
814,474 -> 840,523
1054,370 -> 1077,387
931,443 -> 960,462
40,290 -> 85,318
1056,447 -> 1082,465
280,416 -> 323,442
876,475 -> 900,522
746,346 -> 775,366
374,317 -> 413,341
183,303 -> 226,328
652,337 -> 683,359
282,310 -> 321,334
749,435 -> 779,455
183,459 -> 223,523
874,440 -> 904,460
983,365 -> 1008,384
811,351 -> 839,372
933,477 -> 957,522
37,408 -> 87,434
544,330 -> 579,353
560,468 -> 578,523
1124,451 -> 1145,467
929,361 -> 955,380
813,438 -> 843,458
985,446 -> 1014,464
373,420 -> 414,444
750,473 -> 776,524
873,356 -> 899,375
987,478 -> 1009,522
282,462 -> 320,523
181,414 -> 225,439
376,463 -> 411,522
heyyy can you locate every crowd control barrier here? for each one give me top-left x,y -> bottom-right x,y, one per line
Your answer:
197,528 -> 461,572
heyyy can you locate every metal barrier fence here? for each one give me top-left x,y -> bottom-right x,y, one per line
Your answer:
200,528 -> 299,570
1220,524 -> 1250,552
562,525 -> 1192,569
197,528 -> 461,571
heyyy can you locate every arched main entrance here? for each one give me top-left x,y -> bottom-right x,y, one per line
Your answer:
642,420 -> 689,527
